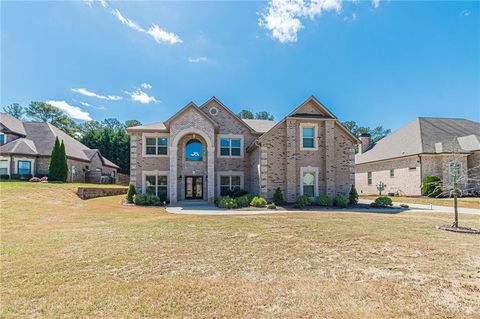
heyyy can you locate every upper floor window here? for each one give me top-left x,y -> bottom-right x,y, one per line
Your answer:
185,139 -> 203,161
301,126 -> 316,150
145,136 -> 168,155
219,137 -> 242,157
0,133 -> 5,145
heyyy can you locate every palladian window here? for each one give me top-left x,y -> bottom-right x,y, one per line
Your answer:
185,139 -> 203,161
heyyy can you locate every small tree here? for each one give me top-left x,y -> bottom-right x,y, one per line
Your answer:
349,184 -> 359,205
272,187 -> 284,205
59,141 -> 68,182
126,184 -> 136,203
422,176 -> 442,197
48,137 -> 61,180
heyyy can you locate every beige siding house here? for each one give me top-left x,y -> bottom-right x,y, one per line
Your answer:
355,118 -> 480,196
127,96 -> 358,204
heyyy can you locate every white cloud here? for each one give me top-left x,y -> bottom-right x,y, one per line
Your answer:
343,12 -> 357,21
141,82 -> 152,89
460,9 -> 470,17
83,0 -> 93,8
259,0 -> 343,43
112,9 -> 182,44
372,0 -> 380,9
46,100 -> 92,121
99,0 -> 108,8
71,88 -> 122,101
188,56 -> 209,63
79,101 -> 105,110
83,0 -> 107,8
126,89 -> 158,104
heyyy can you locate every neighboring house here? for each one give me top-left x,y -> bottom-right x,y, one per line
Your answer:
0,113 -> 119,182
355,117 -> 480,196
127,96 -> 358,204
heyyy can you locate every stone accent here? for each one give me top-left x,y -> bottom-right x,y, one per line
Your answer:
77,187 -> 127,200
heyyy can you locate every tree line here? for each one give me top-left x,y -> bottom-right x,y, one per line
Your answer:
3,102 -> 391,175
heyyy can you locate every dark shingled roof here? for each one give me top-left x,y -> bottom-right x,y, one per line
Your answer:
0,113 -> 26,136
356,117 -> 480,164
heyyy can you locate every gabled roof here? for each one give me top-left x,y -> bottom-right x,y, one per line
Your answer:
0,138 -> 38,156
287,95 -> 336,119
0,113 -> 27,136
355,117 -> 480,164
242,119 -> 276,133
164,102 -> 218,129
126,121 -> 167,132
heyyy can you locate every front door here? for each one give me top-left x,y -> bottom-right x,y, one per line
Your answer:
185,176 -> 203,199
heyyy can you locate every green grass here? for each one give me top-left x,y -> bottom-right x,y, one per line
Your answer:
1,182 -> 480,318
360,195 -> 480,209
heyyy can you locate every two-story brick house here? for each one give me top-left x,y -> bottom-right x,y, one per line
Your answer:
127,96 -> 358,204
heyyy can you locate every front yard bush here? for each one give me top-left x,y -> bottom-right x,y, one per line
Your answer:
267,204 -> 277,209
333,195 -> 349,208
349,184 -> 359,205
272,187 -> 284,205
370,196 -> 393,207
0,174 -> 10,180
315,195 -> 332,206
220,188 -> 248,198
218,196 -> 238,209
133,193 -> 162,206
422,176 -> 442,197
126,184 -> 136,203
250,196 -> 267,207
235,195 -> 251,207
295,195 -> 310,207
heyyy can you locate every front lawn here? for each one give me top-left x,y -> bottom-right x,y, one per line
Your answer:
360,195 -> 480,209
1,182 -> 479,318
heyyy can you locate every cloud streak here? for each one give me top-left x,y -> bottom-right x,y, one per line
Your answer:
46,100 -> 92,121
112,9 -> 182,44
71,88 -> 122,101
126,89 -> 158,104
188,56 -> 209,63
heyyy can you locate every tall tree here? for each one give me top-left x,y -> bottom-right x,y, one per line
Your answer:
238,110 -> 254,119
26,102 -> 79,136
59,141 -> 68,182
3,103 -> 25,119
255,111 -> 274,121
125,120 -> 142,128
342,121 -> 391,142
48,137 -> 61,180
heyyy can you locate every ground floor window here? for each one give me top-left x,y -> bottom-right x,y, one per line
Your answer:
367,172 -> 372,185
145,175 -> 168,200
0,160 -> 8,175
448,161 -> 463,183
220,175 -> 241,195
390,169 -> 395,177
302,172 -> 315,197
18,160 -> 31,175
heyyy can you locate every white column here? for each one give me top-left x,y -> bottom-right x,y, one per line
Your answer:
207,147 -> 215,203
169,146 -> 178,204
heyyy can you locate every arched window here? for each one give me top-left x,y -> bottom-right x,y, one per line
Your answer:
185,139 -> 203,161
448,161 -> 463,184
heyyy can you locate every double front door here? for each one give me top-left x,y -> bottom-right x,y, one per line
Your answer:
185,176 -> 203,199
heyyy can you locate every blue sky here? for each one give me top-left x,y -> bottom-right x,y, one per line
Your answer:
1,0 -> 479,131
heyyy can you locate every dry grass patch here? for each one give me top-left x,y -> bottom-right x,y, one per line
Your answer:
361,195 -> 480,209
1,182 -> 480,318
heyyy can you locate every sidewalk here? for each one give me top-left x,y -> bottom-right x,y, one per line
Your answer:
358,199 -> 480,215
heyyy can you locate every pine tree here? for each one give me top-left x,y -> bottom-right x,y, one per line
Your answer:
48,137 -> 61,180
349,184 -> 359,205
59,141 -> 68,182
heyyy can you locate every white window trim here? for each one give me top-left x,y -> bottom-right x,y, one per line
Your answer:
13,157 -> 35,175
367,171 -> 372,185
217,134 -> 244,158
300,123 -> 318,151
448,161 -> 463,183
300,166 -> 319,198
142,170 -> 169,198
142,133 -> 169,157
0,156 -> 11,175
217,171 -> 244,197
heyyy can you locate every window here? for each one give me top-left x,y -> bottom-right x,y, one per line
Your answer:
185,139 -> 203,161
220,175 -> 241,195
145,175 -> 168,200
302,172 -> 315,197
448,162 -> 463,183
301,126 -> 315,149
220,138 -> 241,157
18,160 -> 31,175
0,134 -> 5,145
409,167 -> 417,171
0,160 -> 8,175
390,169 -> 395,178
367,172 -> 372,185
145,136 -> 168,155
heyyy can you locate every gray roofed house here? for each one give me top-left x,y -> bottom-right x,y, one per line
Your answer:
355,117 -> 480,196
0,113 -> 119,182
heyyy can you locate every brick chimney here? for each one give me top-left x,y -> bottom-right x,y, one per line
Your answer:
358,133 -> 371,154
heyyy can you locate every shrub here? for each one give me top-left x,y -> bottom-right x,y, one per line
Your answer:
315,195 -> 332,206
48,137 -> 67,182
250,196 -> 267,207
11,174 -> 32,181
422,176 -> 442,197
400,204 -> 409,208
220,188 -> 248,198
235,195 -> 251,207
349,184 -> 359,205
292,203 -> 302,209
370,196 -> 393,207
126,184 -> 136,203
133,193 -> 162,206
272,187 -> 284,205
218,196 -> 238,209
267,204 -> 277,209
0,174 -> 10,180
295,195 -> 310,207
333,195 -> 349,208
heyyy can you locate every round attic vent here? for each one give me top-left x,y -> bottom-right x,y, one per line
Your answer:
209,106 -> 219,116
